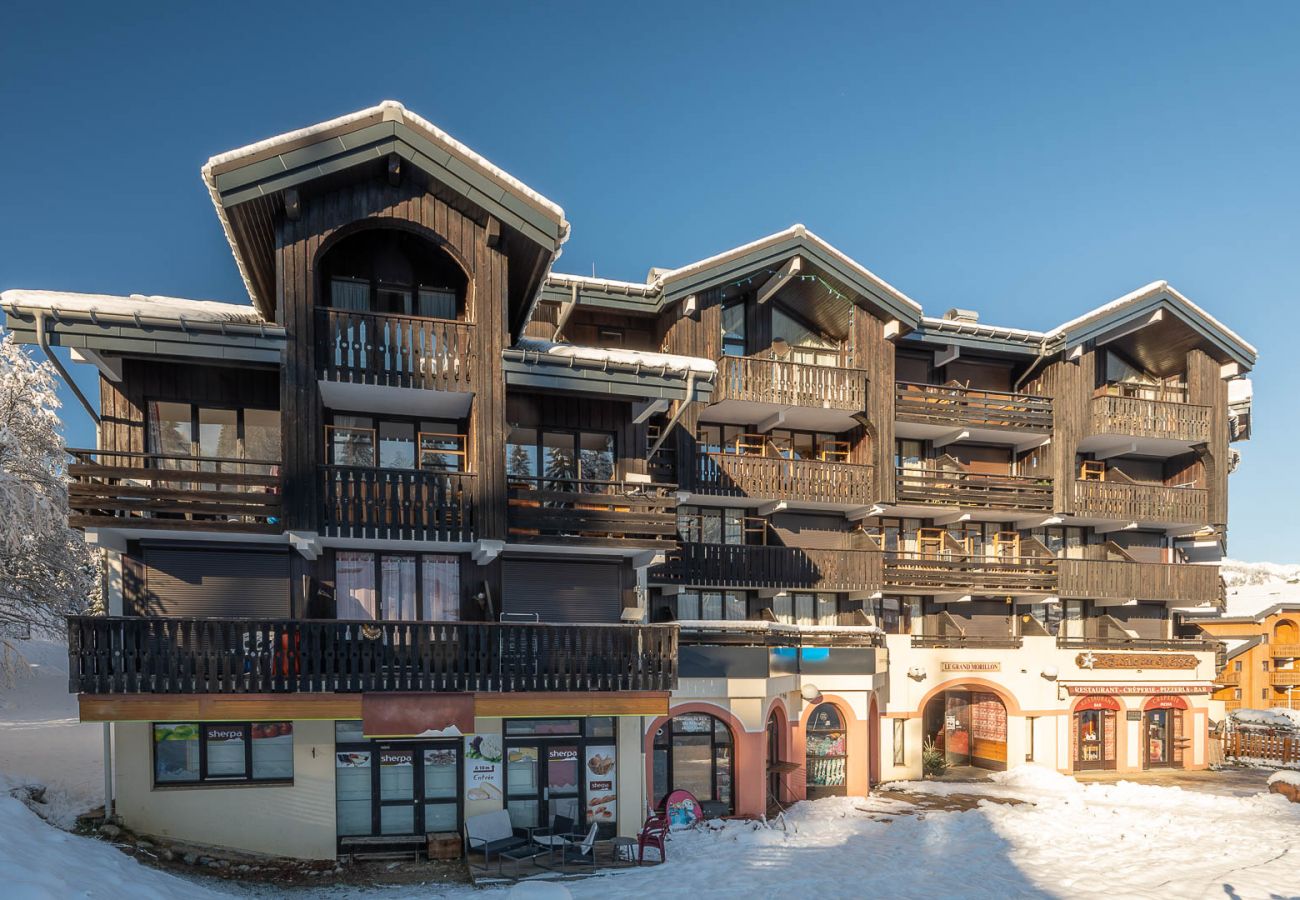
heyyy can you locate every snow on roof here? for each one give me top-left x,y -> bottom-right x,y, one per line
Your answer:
919,315 -> 1045,342
515,337 -> 716,376
1230,708 -> 1300,731
546,271 -> 660,296
0,289 -> 269,327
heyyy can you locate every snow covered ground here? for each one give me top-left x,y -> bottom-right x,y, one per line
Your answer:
1221,559 -> 1300,618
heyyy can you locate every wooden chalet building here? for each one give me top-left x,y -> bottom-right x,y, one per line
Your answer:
0,100 -> 1255,860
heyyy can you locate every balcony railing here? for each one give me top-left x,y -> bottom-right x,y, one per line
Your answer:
1056,636 -> 1220,652
1057,557 -> 1219,605
651,542 -> 882,592
883,552 -> 1057,594
715,356 -> 867,411
316,308 -> 476,392
895,382 -> 1053,432
507,477 -> 678,549
679,623 -> 886,649
1273,644 -> 1300,658
1270,671 -> 1300,687
691,452 -> 876,507
1089,393 -> 1210,444
1219,670 -> 1241,685
67,449 -> 281,534
911,634 -> 1024,649
321,466 -> 475,542
895,468 -> 1053,512
1072,479 -> 1208,524
66,616 -> 678,694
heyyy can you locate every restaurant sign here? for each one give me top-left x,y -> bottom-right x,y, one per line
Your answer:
1065,684 -> 1211,695
940,661 -> 1001,672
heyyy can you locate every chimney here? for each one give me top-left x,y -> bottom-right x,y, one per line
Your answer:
943,308 -> 979,324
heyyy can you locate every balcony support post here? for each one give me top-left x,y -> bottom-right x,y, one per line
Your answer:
756,256 -> 802,305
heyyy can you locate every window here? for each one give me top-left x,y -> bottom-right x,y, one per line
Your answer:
1234,660 -> 1243,672
676,506 -> 761,545
1234,689 -> 1242,700
506,427 -> 616,490
328,415 -> 466,471
721,300 -> 746,356
335,552 -> 460,621
674,591 -> 747,622
771,593 -> 839,626
321,229 -> 467,320
1263,689 -> 1271,701
772,305 -> 840,366
653,714 -> 733,818
148,402 -> 280,471
153,722 -> 293,786
1263,660 -> 1270,672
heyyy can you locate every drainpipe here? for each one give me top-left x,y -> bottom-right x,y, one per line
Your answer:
34,313 -> 100,426
102,723 -> 115,821
647,370 -> 697,459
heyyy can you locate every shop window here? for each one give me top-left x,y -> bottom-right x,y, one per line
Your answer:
806,704 -> 847,798
653,714 -> 734,818
335,551 -> 460,621
504,718 -> 618,830
153,722 -> 293,786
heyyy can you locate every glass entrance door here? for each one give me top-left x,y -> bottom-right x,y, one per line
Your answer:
334,729 -> 463,845
378,748 -> 417,835
505,743 -> 581,829
1077,710 -> 1104,770
1145,710 -> 1171,768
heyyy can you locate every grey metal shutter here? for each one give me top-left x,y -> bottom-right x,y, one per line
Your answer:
501,559 -> 621,623
139,547 -> 290,617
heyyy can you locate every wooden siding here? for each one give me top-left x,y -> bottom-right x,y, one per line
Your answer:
1187,349 -> 1230,526
651,542 -> 883,592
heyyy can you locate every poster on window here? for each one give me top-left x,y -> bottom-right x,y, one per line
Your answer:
585,745 -> 617,823
464,734 -> 504,801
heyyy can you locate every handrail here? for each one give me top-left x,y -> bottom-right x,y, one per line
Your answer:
894,380 -> 1051,406
68,448 -> 280,468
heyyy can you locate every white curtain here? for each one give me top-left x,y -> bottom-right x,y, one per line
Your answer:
382,556 -> 418,620
336,552 -> 376,620
421,555 -> 460,620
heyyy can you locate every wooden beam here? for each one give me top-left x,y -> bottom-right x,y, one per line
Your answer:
757,256 -> 802,305
934,344 -> 960,367
79,693 -> 362,722
553,284 -> 578,340
680,294 -> 698,318
632,398 -> 669,424
883,319 -> 902,340
485,215 -> 502,249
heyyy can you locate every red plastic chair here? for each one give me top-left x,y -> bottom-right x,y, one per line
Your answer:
636,814 -> 669,865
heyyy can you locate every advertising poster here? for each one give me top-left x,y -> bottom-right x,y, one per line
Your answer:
584,745 -> 616,823
464,734 -> 504,801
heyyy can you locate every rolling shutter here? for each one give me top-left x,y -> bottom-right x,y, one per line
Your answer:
139,547 -> 290,617
501,559 -> 621,623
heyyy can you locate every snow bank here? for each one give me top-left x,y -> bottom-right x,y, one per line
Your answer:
0,290 -> 266,326
1268,770 -> 1300,788
514,337 -> 716,376
1231,708 -> 1300,731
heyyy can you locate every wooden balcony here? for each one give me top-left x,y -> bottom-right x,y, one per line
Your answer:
1271,671 -> 1300,687
1072,479 -> 1208,524
321,466 -> 475,542
1057,557 -> 1220,605
679,623 -> 886,649
650,542 -> 882,592
67,449 -> 281,534
67,616 -> 677,694
507,478 -> 678,550
1089,393 -> 1210,444
1218,670 -> 1241,685
895,468 -> 1053,513
691,452 -> 876,507
911,635 -> 1024,649
883,553 -> 1057,594
714,356 -> 868,411
1056,636 -> 1220,652
895,382 -> 1052,433
1273,644 -> 1300,658
316,308 -> 476,392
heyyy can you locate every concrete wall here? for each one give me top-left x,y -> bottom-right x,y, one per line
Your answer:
114,720 -> 337,860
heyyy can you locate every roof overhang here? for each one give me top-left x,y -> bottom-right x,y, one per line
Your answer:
502,347 -> 713,404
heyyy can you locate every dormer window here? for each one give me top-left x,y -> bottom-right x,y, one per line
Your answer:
321,228 -> 468,320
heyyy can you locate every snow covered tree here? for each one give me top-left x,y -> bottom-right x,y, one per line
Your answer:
0,332 -> 99,641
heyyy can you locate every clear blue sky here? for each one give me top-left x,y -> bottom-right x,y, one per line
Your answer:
2,2 -> 1297,561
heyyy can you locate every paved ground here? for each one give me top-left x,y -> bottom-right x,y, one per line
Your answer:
1071,766 -> 1273,797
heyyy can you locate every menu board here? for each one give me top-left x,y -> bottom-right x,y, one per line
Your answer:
584,745 -> 616,823
465,734 -> 504,801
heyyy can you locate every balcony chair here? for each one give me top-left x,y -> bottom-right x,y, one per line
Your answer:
556,822 -> 600,872
636,813 -> 670,864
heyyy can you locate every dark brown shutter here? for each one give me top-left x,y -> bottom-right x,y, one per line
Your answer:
501,559 -> 621,623
138,547 -> 290,617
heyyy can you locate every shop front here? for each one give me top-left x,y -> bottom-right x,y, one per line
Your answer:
652,712 -> 735,818
502,717 -> 620,831
922,687 -> 1008,771
1073,696 -> 1118,771
1143,695 -> 1186,769
805,703 -> 848,799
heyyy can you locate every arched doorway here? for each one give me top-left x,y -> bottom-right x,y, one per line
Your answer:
922,687 -> 1008,772
652,713 -> 734,817
765,708 -> 789,808
1275,620 -> 1298,645
1073,696 -> 1119,771
1144,695 -> 1187,769
805,703 -> 848,799
868,695 -> 881,787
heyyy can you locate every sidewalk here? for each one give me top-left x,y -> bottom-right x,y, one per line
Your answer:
1073,767 -> 1273,797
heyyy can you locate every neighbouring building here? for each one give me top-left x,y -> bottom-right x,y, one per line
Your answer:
1188,604 -> 1300,713
0,100 -> 1255,860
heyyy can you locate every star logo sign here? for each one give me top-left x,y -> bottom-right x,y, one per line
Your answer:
1079,652 -> 1098,669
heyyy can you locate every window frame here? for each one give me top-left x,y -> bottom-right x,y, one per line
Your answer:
147,400 -> 280,466
151,721 -> 294,787
326,413 -> 468,473
505,426 -> 618,490
333,550 -> 461,622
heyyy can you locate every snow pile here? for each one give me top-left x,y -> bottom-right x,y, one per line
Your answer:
1268,770 -> 1300,788
514,337 -> 716,376
0,290 -> 265,326
1231,708 -> 1300,731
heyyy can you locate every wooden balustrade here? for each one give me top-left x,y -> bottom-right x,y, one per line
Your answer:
316,308 -> 476,391
1272,644 -> 1300,658
883,553 -> 1057,593
67,449 -> 281,534
894,382 -> 1053,432
1218,669 -> 1241,685
1270,671 -> 1300,687
507,478 -> 678,549
66,616 -> 678,694
1056,636 -> 1220,652
692,452 -> 876,506
895,468 -> 1053,512
1072,479 -> 1208,524
651,542 -> 882,592
715,356 -> 868,410
679,624 -> 886,649
321,466 -> 475,542
911,635 -> 1024,649
1223,730 -> 1300,766
1057,558 -> 1220,605
1089,393 -> 1210,443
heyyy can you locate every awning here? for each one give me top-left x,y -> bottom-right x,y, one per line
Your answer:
1143,695 -> 1189,711
1075,695 -> 1121,712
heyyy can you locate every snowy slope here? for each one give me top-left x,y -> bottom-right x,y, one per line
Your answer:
1220,559 -> 1300,618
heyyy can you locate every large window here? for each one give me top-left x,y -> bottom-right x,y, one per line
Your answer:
653,713 -> 733,818
148,402 -> 279,471
771,592 -> 839,626
321,229 -> 468,320
153,722 -> 293,786
772,305 -> 841,367
676,506 -> 764,545
326,415 -> 466,472
675,590 -> 748,622
721,300 -> 746,357
335,552 -> 460,621
506,427 -> 615,490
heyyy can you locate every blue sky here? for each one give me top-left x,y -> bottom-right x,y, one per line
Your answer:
2,2 -> 1297,561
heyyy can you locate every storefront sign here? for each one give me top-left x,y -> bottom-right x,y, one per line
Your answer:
584,746 -> 617,824
1065,684 -> 1211,695
1126,711 -> 1142,721
940,661 -> 1001,672
464,734 -> 504,801
1075,652 -> 1199,670
380,750 -> 413,767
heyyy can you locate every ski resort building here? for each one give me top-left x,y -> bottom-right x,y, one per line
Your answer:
0,101 -> 1255,860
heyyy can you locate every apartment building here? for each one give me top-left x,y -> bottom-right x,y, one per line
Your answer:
0,100 -> 1254,859
1189,604 -> 1300,712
